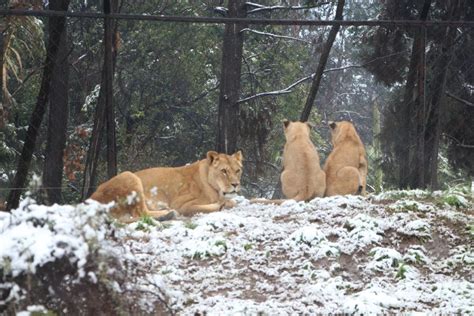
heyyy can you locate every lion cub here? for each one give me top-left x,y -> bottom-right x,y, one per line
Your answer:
324,121 -> 367,196
280,120 -> 326,201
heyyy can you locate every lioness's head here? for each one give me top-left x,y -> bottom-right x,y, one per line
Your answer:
206,150 -> 243,199
283,119 -> 313,140
328,120 -> 359,146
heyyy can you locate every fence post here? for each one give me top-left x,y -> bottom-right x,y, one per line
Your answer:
104,0 -> 117,179
372,97 -> 383,193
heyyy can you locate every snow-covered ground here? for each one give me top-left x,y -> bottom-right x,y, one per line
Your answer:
1,191 -> 473,314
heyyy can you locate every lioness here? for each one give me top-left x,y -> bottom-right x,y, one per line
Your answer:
90,151 -> 243,222
252,120 -> 326,204
281,120 -> 326,201
324,121 -> 367,196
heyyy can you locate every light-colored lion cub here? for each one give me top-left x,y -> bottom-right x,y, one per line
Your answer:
280,120 -> 326,201
90,151 -> 243,222
324,121 -> 367,196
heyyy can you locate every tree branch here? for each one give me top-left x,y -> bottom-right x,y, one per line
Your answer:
443,133 -> 474,148
246,2 -> 330,14
241,28 -> 311,43
446,91 -> 474,107
237,50 -> 407,104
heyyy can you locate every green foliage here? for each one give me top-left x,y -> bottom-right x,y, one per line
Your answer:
184,221 -> 198,230
139,214 -> 156,226
395,263 -> 407,280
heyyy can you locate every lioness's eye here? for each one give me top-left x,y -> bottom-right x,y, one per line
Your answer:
236,169 -> 241,173
221,169 -> 227,174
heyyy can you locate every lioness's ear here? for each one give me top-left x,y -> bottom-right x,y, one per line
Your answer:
283,119 -> 290,129
233,150 -> 243,162
206,151 -> 219,164
329,121 -> 337,129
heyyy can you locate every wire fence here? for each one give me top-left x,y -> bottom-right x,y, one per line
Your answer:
1,2 -> 473,204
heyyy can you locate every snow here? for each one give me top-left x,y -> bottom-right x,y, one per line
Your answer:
1,190 -> 473,314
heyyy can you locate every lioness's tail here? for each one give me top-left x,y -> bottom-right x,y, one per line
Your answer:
250,198 -> 287,205
355,172 -> 363,195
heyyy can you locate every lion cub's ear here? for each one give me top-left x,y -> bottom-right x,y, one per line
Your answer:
283,119 -> 290,129
233,150 -> 243,162
207,151 -> 219,164
329,121 -> 337,129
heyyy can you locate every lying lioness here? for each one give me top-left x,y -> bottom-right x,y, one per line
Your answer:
252,120 -> 326,204
324,121 -> 367,196
90,151 -> 243,222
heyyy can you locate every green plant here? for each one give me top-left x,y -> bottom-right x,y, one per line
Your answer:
139,214 -> 156,226
184,221 -> 198,230
396,263 -> 407,279
215,240 -> 228,252
443,195 -> 466,208
244,243 -> 253,251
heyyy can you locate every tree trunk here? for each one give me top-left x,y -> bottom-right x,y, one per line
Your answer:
81,0 -> 119,199
397,0 -> 431,189
424,0 -> 464,188
6,0 -> 70,211
42,6 -> 70,204
299,0 -> 345,122
216,0 -> 246,154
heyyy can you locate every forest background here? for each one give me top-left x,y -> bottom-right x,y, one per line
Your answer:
0,0 -> 473,209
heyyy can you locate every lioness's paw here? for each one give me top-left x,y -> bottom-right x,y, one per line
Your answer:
157,210 -> 177,221
223,199 -> 237,209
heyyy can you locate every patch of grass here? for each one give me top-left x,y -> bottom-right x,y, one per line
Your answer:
467,223 -> 474,238
161,222 -> 172,229
135,222 -> 148,232
396,263 -> 407,279
192,252 -> 203,260
161,268 -> 173,275
244,243 -> 253,251
443,195 -> 462,208
112,220 -> 126,229
215,240 -> 228,252
139,214 -> 156,226
184,221 -> 198,230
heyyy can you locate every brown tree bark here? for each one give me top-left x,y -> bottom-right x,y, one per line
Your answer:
299,0 -> 345,122
6,0 -> 70,211
398,0 -> 431,189
216,0 -> 247,154
42,4 -> 70,204
424,0 -> 464,188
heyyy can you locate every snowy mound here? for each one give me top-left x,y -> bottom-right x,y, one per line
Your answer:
1,191 -> 473,314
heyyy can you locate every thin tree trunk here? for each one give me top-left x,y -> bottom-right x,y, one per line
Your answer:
216,0 -> 246,154
413,24 -> 427,188
81,0 -> 119,198
424,0 -> 463,188
42,7 -> 70,204
6,0 -> 70,211
398,0 -> 431,189
299,0 -> 345,122
373,98 -> 383,193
